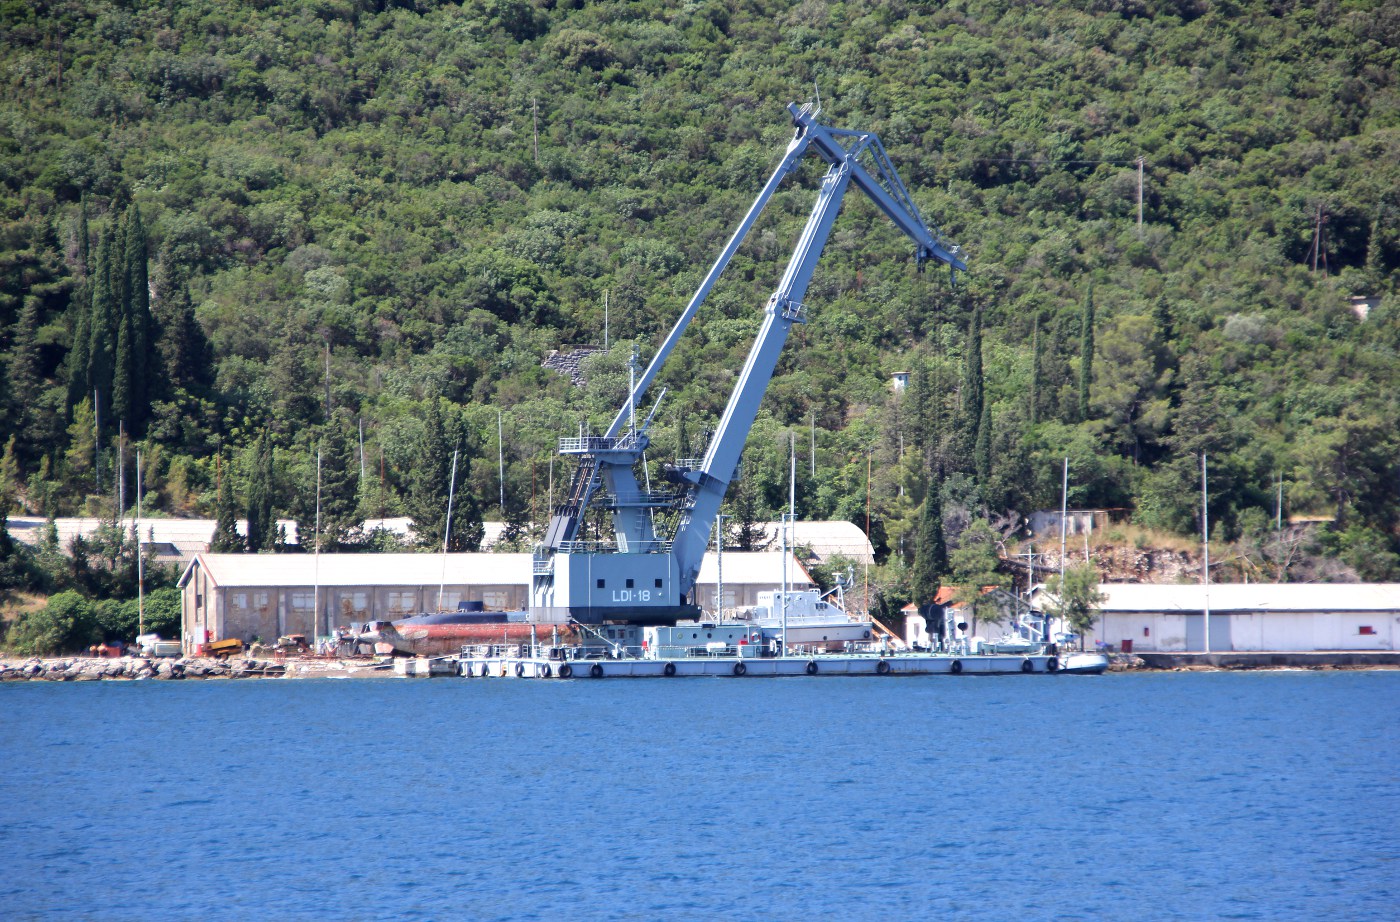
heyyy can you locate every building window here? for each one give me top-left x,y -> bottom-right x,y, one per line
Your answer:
626,578 -> 634,589
597,579 -> 605,589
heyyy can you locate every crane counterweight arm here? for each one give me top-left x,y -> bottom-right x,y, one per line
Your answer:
668,107 -> 967,589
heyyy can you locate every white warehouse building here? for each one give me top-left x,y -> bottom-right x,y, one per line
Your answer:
1032,583 -> 1400,653
179,551 -> 813,651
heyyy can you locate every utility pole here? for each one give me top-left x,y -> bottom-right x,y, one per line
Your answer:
358,417 -> 367,502
93,388 -> 101,493
1311,203 -> 1329,273
531,95 -> 540,166
1202,452 -> 1211,654
324,342 -> 331,419
1137,157 -> 1145,237
714,513 -> 729,619
136,449 -> 144,638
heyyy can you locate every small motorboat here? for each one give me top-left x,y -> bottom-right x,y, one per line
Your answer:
1059,651 -> 1111,675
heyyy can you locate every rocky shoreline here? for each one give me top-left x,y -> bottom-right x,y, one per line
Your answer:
0,654 -> 408,680
0,655 -> 294,681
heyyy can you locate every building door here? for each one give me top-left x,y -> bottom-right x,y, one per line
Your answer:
1186,613 -> 1233,652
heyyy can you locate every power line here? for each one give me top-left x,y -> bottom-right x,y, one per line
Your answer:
971,157 -> 1141,165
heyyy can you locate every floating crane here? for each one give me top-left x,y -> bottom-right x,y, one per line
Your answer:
531,102 -> 967,625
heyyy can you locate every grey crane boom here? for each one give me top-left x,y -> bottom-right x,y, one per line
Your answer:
530,103 -> 966,625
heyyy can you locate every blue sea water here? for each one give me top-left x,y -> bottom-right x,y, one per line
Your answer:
3,671 -> 1398,921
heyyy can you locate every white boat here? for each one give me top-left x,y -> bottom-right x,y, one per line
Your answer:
734,589 -> 875,650
1059,651 -> 1111,674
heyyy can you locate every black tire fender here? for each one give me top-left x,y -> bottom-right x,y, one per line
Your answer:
805,661 -> 818,676
1046,656 -> 1060,673
733,662 -> 747,677
876,660 -> 891,675
950,659 -> 963,674
663,662 -> 676,677
1021,659 -> 1034,673
590,663 -> 604,678
540,664 -> 552,678
559,663 -> 573,679
515,662 -> 525,678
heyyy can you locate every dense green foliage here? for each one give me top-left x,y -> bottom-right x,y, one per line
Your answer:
3,0 -> 1399,615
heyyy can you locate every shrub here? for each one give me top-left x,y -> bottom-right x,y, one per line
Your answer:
6,591 -> 99,656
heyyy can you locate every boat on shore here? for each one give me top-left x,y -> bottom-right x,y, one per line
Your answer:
1059,651 -> 1111,674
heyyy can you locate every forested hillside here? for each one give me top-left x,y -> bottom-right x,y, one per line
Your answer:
3,0 -> 1399,602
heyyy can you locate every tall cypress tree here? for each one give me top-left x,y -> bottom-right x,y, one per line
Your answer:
66,203 -> 92,415
122,204 -> 150,429
974,398 -> 992,487
245,429 -> 276,552
112,309 -> 134,430
87,225 -> 117,416
963,306 -> 983,432
910,479 -> 948,611
1078,283 -> 1095,423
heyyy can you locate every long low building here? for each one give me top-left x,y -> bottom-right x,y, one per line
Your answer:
1031,583 -> 1400,653
178,551 -> 813,650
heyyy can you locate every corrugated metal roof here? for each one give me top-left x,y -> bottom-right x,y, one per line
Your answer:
757,520 -> 874,564
6,516 -> 301,559
1096,583 -> 1400,613
181,551 -> 811,590
696,552 -> 812,587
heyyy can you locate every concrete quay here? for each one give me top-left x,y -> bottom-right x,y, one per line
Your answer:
1135,651 -> 1400,670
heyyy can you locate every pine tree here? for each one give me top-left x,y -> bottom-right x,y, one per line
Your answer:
64,397 -> 98,499
0,435 -> 19,514
1078,282 -> 1095,423
1029,317 -> 1041,427
313,411 -> 361,550
405,399 -> 482,551
910,481 -> 948,610
725,466 -> 772,551
152,240 -> 209,396
209,454 -> 243,552
7,296 -> 44,466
